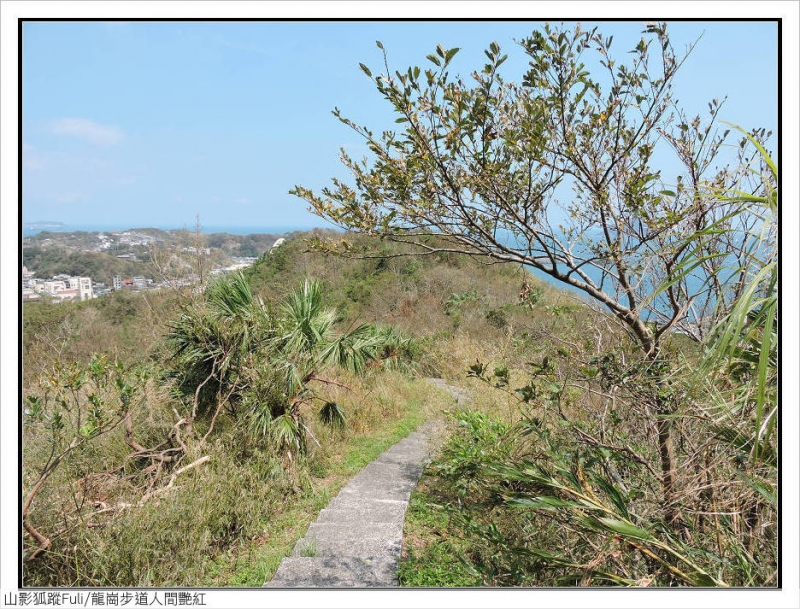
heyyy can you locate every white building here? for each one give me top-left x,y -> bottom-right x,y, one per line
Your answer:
269,238 -> 286,254
26,276 -> 93,301
78,277 -> 93,301
43,280 -> 67,294
60,277 -> 93,300
22,288 -> 40,301
54,289 -> 80,302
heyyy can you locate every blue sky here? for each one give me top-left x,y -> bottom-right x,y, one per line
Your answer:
22,19 -> 778,230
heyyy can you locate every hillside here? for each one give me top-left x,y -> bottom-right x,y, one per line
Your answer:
22,228 -> 287,286
21,230 -> 575,586
20,230 -> 775,588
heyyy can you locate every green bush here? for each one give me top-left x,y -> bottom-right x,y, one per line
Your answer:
432,409 -> 511,498
484,307 -> 509,329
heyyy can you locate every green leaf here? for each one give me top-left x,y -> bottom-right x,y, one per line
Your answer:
359,63 -> 372,78
444,47 -> 460,64
426,53 -> 441,67
593,476 -> 629,518
594,517 -> 654,540
507,495 -> 587,510
687,572 -> 720,587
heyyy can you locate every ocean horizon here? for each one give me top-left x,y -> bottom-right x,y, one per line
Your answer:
21,222 -> 719,322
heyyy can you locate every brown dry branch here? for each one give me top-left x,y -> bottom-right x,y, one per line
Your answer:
23,414 -> 131,562
572,425 -> 664,482
191,365 -> 218,422
200,382 -> 239,444
123,411 -> 184,464
23,519 -> 52,562
137,455 -> 211,505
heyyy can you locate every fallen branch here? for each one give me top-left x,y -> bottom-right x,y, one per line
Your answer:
167,417 -> 190,453
573,426 -> 663,482
23,519 -> 52,562
138,456 -> 211,505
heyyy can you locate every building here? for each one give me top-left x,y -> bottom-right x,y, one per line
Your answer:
54,289 -> 80,302
78,277 -> 93,301
23,275 -> 94,302
65,277 -> 93,300
43,280 -> 67,294
112,275 -> 122,291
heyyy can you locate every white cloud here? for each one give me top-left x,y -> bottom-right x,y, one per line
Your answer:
48,118 -> 124,146
233,197 -> 251,205
22,142 -> 44,170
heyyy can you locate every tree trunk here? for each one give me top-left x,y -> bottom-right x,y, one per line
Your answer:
656,402 -> 681,527
646,348 -> 685,533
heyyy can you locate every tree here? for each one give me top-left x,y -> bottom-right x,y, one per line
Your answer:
23,356 -> 146,562
291,23 -> 774,529
148,215 -> 211,293
166,272 -> 407,459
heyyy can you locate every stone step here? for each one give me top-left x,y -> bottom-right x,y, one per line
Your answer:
356,459 -> 426,477
316,503 -> 408,524
330,485 -> 413,503
292,522 -> 402,557
265,556 -> 399,588
375,449 -> 430,465
323,495 -> 408,512
262,405 -> 458,588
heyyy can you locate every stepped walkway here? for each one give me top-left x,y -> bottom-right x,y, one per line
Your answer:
264,379 -> 468,588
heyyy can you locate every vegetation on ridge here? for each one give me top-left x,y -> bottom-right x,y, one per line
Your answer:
23,228 -> 564,586
21,21 -> 776,588
295,22 -> 777,587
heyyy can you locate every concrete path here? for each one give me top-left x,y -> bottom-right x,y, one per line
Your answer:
264,379 -> 467,588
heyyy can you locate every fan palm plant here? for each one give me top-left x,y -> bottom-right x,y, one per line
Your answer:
166,271 -> 273,420
167,274 -> 413,457
257,279 -> 391,453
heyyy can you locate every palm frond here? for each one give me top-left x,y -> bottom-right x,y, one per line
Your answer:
205,271 -> 254,319
319,323 -> 382,374
269,412 -> 305,457
319,401 -> 346,428
279,279 -> 336,354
